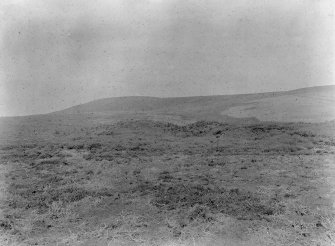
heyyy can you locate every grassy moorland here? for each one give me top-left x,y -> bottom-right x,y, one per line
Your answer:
0,115 -> 335,245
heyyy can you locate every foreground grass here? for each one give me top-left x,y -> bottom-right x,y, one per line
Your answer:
0,119 -> 335,245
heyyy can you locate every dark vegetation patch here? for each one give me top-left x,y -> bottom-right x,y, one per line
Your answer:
249,124 -> 294,133
145,182 -> 282,220
115,120 -> 227,137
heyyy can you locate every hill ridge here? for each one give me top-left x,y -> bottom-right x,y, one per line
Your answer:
55,85 -> 335,115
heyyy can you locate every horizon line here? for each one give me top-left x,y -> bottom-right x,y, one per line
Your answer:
1,84 -> 334,118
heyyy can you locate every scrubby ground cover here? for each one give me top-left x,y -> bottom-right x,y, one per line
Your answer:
0,118 -> 335,245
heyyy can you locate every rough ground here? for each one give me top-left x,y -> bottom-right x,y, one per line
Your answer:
0,117 -> 335,245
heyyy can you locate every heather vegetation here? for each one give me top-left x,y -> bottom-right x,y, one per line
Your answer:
0,118 -> 335,245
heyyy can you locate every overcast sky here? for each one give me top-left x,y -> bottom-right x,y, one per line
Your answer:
0,0 -> 334,116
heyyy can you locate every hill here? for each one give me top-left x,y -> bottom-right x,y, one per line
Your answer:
56,85 -> 335,123
1,85 -> 335,245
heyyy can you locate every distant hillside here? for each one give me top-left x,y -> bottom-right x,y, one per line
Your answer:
56,91 -> 283,114
55,85 -> 335,123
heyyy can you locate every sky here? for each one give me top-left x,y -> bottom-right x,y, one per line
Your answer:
0,0 -> 334,116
